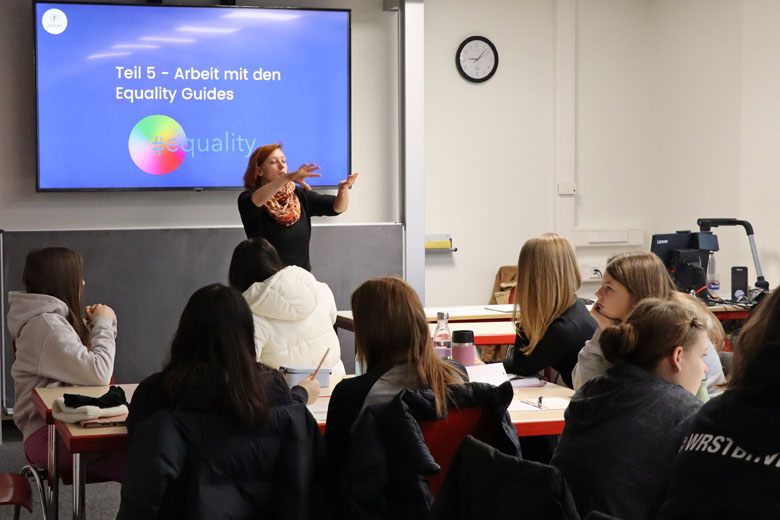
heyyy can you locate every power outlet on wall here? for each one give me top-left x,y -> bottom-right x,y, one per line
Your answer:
580,265 -> 604,282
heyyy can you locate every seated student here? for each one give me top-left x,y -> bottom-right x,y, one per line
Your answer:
572,251 -> 725,396
502,233 -> 596,388
228,237 -> 345,377
551,298 -> 706,520
325,277 -> 467,473
8,247 -> 123,481
118,284 -> 322,520
657,286 -> 780,519
670,291 -> 728,397
326,277 -> 519,518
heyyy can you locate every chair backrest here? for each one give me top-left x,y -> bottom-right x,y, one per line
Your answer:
418,406 -> 495,497
0,473 -> 33,514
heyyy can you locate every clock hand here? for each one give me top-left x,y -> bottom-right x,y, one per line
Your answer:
471,48 -> 488,62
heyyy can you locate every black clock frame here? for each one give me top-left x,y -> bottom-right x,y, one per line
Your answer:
455,35 -> 499,83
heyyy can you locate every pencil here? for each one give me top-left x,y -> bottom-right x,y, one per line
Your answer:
310,348 -> 330,380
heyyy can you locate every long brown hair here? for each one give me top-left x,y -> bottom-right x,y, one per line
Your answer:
606,251 -> 676,305
729,287 -> 780,389
601,298 -> 705,371
161,284 -> 269,429
351,277 -> 463,417
514,233 -> 580,353
23,247 -> 90,347
243,143 -> 282,190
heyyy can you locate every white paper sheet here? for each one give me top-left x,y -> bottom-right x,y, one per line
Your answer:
465,363 -> 509,387
508,397 -> 570,412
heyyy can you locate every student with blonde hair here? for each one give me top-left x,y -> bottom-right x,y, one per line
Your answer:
552,298 -> 707,520
658,286 -> 780,518
503,233 -> 596,388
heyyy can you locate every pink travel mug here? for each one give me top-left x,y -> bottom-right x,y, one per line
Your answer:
452,330 -> 476,366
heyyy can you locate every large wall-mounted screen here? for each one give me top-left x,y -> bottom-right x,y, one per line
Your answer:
34,2 -> 350,190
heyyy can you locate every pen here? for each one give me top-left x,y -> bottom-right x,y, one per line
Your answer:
310,348 -> 330,380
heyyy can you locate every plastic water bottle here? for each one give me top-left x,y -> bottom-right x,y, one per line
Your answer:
433,312 -> 452,360
707,252 -> 720,298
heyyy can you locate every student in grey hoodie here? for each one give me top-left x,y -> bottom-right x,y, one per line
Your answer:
551,298 -> 706,520
8,247 -> 123,481
572,251 -> 726,397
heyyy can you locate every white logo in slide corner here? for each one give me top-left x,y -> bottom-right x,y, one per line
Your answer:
42,9 -> 68,35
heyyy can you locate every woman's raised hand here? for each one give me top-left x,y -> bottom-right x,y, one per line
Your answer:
337,172 -> 359,192
287,163 -> 322,190
86,303 -> 116,323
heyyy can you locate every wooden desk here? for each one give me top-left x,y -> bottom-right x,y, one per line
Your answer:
509,382 -> 573,436
428,321 -> 516,346
335,305 -> 514,332
32,384 -> 137,520
708,303 -> 751,321
336,310 -> 517,347
309,376 -> 572,437
34,377 -> 571,520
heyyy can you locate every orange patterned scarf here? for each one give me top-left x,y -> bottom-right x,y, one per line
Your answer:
264,182 -> 301,226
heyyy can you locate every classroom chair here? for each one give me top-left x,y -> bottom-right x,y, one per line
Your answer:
482,265 -> 518,362
0,473 -> 34,520
430,435 -> 580,520
418,406 -> 495,497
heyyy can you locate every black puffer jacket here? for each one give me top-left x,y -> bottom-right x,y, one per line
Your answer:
118,373 -> 329,520
430,435 -> 580,520
337,381 -> 520,520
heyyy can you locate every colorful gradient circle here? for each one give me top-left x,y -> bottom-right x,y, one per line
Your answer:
128,115 -> 187,175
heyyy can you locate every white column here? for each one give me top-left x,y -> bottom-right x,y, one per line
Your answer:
554,0 -> 577,241
396,0 -> 426,302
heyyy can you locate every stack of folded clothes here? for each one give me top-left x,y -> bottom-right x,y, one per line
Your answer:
52,386 -> 129,428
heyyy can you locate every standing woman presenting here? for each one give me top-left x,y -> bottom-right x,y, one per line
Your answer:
238,143 -> 358,271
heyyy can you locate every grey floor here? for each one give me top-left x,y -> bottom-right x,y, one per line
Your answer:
0,420 -> 121,520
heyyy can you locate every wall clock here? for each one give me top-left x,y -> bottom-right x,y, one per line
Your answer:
456,36 -> 498,83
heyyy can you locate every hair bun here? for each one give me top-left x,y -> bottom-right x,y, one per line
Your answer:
601,322 -> 638,364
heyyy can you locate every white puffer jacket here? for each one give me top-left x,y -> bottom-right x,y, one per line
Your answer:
243,266 -> 345,377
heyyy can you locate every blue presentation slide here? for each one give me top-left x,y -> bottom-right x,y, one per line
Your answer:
35,3 -> 350,190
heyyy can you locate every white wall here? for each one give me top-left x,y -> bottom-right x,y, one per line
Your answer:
425,0 -> 779,305
424,0 -> 557,305
740,0 -> 780,291
0,0 -> 398,231
3,0 -> 779,305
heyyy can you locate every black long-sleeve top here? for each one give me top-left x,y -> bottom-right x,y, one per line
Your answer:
502,300 -> 596,389
237,186 -> 339,271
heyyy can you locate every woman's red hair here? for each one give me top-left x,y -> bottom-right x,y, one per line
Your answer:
242,143 -> 282,190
